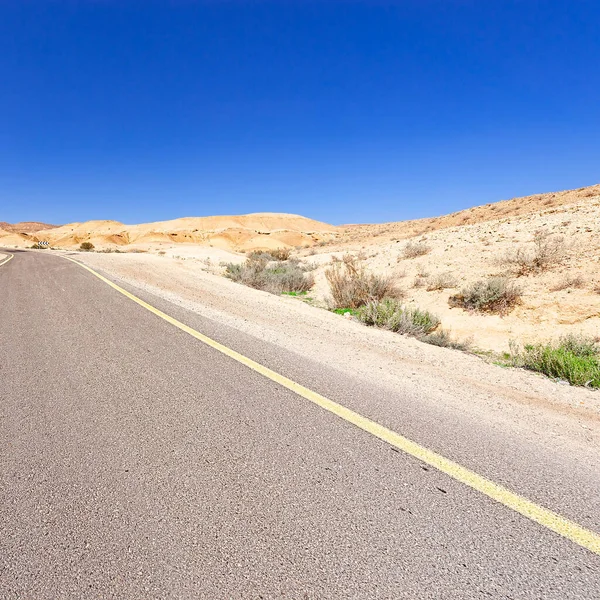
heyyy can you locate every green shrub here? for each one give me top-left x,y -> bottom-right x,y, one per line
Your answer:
325,255 -> 403,309
510,335 -> 600,388
449,277 -> 521,314
79,242 -> 95,251
356,299 -> 440,337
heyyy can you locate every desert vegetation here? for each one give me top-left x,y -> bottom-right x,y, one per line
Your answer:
501,230 -> 565,275
224,250 -> 314,294
550,274 -> 585,292
401,240 -> 431,259
449,278 -> 522,315
79,242 -> 95,251
419,329 -> 471,351
356,299 -> 439,336
508,335 -> 600,388
325,254 -> 403,309
426,272 -> 458,291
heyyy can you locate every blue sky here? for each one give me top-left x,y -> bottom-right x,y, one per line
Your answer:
1,1 -> 599,225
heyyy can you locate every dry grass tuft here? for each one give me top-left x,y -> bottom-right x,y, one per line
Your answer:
269,247 -> 292,261
426,272 -> 458,291
326,254 -> 403,309
420,329 -> 472,351
402,241 -> 431,259
550,274 -> 585,291
501,230 -> 565,275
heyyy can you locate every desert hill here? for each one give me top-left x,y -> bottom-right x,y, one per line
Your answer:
301,183 -> 600,351
336,183 -> 600,246
2,213 -> 338,252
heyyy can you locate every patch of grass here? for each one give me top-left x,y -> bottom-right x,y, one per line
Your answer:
449,277 -> 521,315
509,335 -> 600,388
282,290 -> 308,297
325,254 -> 403,309
332,307 -> 359,316
224,255 -> 314,294
356,299 -> 440,337
402,241 -> 431,259
79,242 -> 95,251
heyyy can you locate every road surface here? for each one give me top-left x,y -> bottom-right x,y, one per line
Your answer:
1,249 -> 599,598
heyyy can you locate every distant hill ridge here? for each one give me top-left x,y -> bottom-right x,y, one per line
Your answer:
2,212 -> 338,251
2,185 -> 599,251
0,221 -> 59,233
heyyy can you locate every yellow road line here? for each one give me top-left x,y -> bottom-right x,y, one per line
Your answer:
63,254 -> 600,556
0,253 -> 14,267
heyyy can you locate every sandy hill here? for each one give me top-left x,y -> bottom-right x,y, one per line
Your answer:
336,183 -> 600,246
25,213 -> 338,251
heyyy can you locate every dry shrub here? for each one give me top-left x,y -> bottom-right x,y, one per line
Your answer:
449,277 -> 521,315
325,255 -> 403,309
501,230 -> 565,275
247,250 -> 275,263
402,241 -> 431,259
421,329 -> 471,351
426,272 -> 458,291
550,274 -> 585,292
79,242 -> 95,251
269,247 -> 291,261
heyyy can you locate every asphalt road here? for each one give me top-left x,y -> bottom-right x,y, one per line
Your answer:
1,249 -> 599,599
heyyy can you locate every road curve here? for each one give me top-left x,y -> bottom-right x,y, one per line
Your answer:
1,249 -> 599,599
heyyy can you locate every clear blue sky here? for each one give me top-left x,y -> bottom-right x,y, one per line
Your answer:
1,1 -> 599,225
